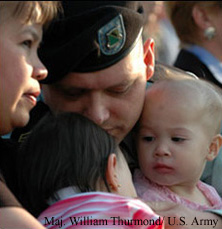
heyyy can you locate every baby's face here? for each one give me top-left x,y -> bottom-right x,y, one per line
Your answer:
136,88 -> 212,187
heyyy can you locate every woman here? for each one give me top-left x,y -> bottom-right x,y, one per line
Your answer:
0,2 -> 59,228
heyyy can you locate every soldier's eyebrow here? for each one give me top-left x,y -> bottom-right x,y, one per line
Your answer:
107,79 -> 134,90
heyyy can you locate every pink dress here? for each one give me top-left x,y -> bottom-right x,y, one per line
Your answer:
38,191 -> 164,229
134,169 -> 222,211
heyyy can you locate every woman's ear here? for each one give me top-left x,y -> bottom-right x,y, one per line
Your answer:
192,4 -> 211,30
143,38 -> 155,81
206,134 -> 222,161
105,154 -> 119,192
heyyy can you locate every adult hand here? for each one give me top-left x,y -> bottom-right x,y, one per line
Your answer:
148,201 -> 222,229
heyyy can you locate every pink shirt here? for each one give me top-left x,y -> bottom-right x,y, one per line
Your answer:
134,169 -> 222,211
38,191 -> 164,229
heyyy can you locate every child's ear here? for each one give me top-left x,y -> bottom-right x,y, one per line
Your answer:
105,154 -> 119,192
143,38 -> 155,81
206,134 -> 222,161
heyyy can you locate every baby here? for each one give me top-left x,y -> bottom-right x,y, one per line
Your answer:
134,77 -> 222,211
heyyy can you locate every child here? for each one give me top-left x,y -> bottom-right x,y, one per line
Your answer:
134,77 -> 222,211
16,112 -> 164,229
0,1 -> 59,228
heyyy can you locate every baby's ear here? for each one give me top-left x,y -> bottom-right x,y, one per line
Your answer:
206,134 -> 222,161
105,154 -> 118,192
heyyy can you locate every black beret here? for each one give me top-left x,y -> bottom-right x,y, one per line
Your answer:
39,1 -> 146,84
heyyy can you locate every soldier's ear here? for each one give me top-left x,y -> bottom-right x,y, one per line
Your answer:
143,38 -> 155,81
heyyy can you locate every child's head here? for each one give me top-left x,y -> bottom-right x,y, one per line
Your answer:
137,77 -> 222,187
17,112 -> 136,217
0,1 -> 59,135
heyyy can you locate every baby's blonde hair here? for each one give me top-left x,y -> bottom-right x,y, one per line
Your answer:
148,77 -> 222,136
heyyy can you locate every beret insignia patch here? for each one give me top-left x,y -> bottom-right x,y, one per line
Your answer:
98,14 -> 126,56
